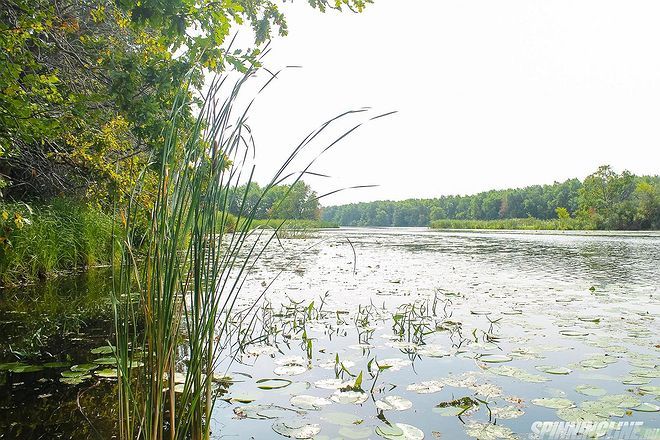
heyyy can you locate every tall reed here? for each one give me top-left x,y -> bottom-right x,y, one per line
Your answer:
112,65 -> 385,440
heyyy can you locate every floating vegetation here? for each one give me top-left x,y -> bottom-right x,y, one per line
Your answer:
271,420 -> 321,439
375,423 -> 424,440
375,396 -> 413,411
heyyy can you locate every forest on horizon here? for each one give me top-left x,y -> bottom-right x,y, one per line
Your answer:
321,165 -> 660,230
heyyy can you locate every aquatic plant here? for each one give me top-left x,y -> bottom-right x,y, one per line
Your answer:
111,65 -> 387,440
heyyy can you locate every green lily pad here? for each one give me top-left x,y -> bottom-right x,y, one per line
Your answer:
536,365 -> 572,375
331,390 -> 368,404
575,384 -> 607,397
289,394 -> 332,410
376,423 -> 424,440
90,345 -> 115,355
338,426 -> 373,439
257,378 -> 293,390
271,420 -> 321,439
464,422 -> 516,440
320,411 -> 363,427
95,369 -> 118,378
479,354 -> 512,363
70,363 -> 99,372
375,395 -> 412,411
406,380 -> 444,394
531,398 -> 574,409
632,403 -> 660,412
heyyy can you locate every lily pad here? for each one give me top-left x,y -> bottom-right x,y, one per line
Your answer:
257,378 -> 293,390
536,365 -> 572,375
338,426 -> 373,439
95,368 -> 118,378
375,395 -> 412,411
290,394 -> 332,410
331,390 -> 368,404
406,380 -> 443,394
376,423 -> 424,440
274,365 -> 307,376
320,411 -> 363,427
464,422 -> 516,440
271,420 -> 321,439
70,363 -> 99,372
479,354 -> 512,363
575,384 -> 607,397
632,403 -> 660,412
90,345 -> 115,355
531,398 -> 574,409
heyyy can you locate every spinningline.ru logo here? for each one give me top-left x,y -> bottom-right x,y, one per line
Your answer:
530,421 -> 660,439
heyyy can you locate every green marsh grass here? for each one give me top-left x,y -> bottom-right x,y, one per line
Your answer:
112,66 -> 389,440
0,199 -> 114,284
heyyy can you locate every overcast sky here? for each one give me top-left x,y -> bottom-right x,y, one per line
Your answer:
240,0 -> 660,205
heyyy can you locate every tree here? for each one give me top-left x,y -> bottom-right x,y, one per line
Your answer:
0,0 -> 372,203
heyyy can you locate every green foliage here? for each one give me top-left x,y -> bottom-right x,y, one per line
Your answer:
323,167 -> 660,230
0,199 -> 115,284
229,181 -> 321,220
578,165 -> 660,230
0,0 -> 371,203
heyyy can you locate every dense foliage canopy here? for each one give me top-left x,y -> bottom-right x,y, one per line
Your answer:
322,166 -> 660,230
0,0 -> 371,203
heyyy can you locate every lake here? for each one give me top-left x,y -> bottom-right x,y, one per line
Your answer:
1,228 -> 659,439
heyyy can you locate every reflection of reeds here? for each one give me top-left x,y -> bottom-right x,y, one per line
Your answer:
111,66 -> 386,439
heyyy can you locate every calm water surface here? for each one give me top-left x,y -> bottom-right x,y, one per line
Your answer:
1,228 -> 658,439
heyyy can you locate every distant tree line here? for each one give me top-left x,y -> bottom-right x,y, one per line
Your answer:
322,166 -> 660,230
228,181 -> 320,220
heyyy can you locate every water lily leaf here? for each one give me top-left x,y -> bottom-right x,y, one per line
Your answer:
556,407 -> 605,423
274,355 -> 306,366
559,330 -> 589,337
479,354 -> 512,363
464,421 -> 515,440
338,426 -> 373,439
575,384 -> 607,397
90,345 -> 115,355
331,390 -> 368,404
375,395 -> 412,411
406,380 -> 444,394
10,364 -> 44,373
416,345 -> 450,357
622,376 -> 651,385
632,403 -> 660,412
488,365 -> 549,383
531,398 -> 574,409
639,386 -> 660,395
314,378 -> 351,390
234,404 -> 296,420
376,423 -> 424,440
373,358 -> 412,372
61,370 -> 87,378
245,344 -> 278,356
70,363 -> 99,372
290,394 -> 332,410
490,405 -> 524,419
536,365 -> 572,375
433,406 -> 465,416
257,378 -> 292,390
630,368 -> 660,379
598,394 -> 641,408
93,357 -> 117,365
274,365 -> 307,376
95,368 -> 118,378
272,420 -> 321,439
320,411 -> 363,426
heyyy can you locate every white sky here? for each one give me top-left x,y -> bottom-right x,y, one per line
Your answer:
240,0 -> 660,205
